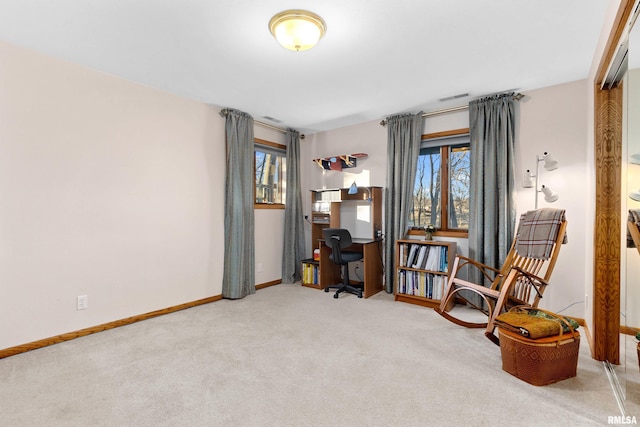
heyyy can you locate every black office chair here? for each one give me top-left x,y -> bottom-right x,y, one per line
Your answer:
323,228 -> 364,298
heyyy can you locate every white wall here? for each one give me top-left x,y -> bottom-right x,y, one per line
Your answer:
302,84 -> 591,318
516,80 -> 590,317
303,121 -> 388,192
0,41 -> 226,349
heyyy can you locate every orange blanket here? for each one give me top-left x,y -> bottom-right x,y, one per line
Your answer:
495,312 -> 562,339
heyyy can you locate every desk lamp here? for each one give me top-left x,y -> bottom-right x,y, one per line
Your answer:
348,181 -> 372,201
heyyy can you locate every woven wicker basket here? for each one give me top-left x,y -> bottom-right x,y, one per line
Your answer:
498,327 -> 580,386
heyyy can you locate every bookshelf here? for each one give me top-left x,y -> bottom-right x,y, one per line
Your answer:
301,258 -> 320,289
395,239 -> 456,308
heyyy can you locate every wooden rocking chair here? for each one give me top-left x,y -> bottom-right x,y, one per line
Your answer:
435,208 -> 567,345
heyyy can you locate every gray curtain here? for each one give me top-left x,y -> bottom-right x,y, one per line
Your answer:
282,129 -> 306,283
221,108 -> 255,299
468,93 -> 518,286
383,112 -> 424,292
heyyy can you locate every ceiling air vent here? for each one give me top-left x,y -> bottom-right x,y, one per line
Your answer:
438,93 -> 469,102
262,116 -> 282,123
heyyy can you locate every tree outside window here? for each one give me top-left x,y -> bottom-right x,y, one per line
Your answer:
255,140 -> 286,205
412,132 -> 470,234
448,144 -> 470,229
413,146 -> 442,228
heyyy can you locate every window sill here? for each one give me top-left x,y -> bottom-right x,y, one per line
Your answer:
255,203 -> 285,210
406,229 -> 468,239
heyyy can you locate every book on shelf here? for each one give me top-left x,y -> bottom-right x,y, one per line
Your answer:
398,270 -> 406,294
419,246 -> 431,269
440,246 -> 448,272
399,243 -> 408,267
412,245 -> 427,268
424,247 -> 435,271
406,244 -> 419,267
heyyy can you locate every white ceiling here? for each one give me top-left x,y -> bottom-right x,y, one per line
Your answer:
0,0 -> 612,133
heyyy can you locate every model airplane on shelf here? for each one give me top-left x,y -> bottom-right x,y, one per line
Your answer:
312,153 -> 368,171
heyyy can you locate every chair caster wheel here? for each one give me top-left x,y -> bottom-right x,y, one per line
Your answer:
333,294 -> 339,299
324,288 -> 329,292
358,295 -> 363,298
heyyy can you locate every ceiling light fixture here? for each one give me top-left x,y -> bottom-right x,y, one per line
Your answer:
269,10 -> 326,52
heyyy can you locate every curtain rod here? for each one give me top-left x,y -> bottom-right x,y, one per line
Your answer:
255,120 -> 306,139
379,93 -> 524,126
219,108 -> 305,139
379,105 -> 467,126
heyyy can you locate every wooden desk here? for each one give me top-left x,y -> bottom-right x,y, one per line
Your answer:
318,238 -> 384,298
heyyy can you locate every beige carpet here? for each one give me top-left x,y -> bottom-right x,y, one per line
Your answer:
0,283 -> 630,426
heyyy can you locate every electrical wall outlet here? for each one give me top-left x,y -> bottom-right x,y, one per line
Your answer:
257,263 -> 263,273
77,295 -> 88,310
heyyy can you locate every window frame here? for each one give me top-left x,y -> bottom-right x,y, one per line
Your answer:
254,138 -> 286,210
408,128 -> 470,238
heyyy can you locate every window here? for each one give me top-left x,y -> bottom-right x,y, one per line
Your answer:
411,129 -> 470,234
255,138 -> 286,206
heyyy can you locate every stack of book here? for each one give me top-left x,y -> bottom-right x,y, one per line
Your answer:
398,243 -> 449,272
396,270 -> 447,299
303,262 -> 319,285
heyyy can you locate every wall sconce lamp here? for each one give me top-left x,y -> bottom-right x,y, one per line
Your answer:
522,152 -> 560,209
269,10 -> 327,51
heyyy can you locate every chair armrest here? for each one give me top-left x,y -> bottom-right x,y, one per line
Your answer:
510,266 -> 550,299
511,266 -> 549,287
452,255 -> 503,284
454,255 -> 502,273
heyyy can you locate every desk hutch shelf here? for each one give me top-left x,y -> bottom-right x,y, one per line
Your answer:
303,186 -> 383,297
309,187 -> 382,255
394,239 -> 456,308
310,189 -> 341,256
